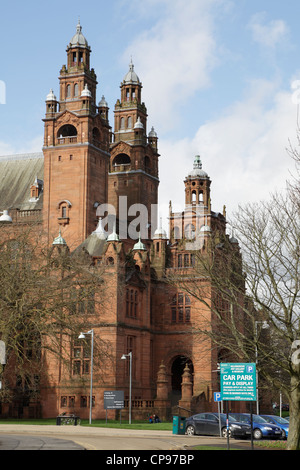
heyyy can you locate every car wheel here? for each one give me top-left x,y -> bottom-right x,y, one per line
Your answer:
253,428 -> 263,440
221,427 -> 231,438
186,425 -> 196,436
281,430 -> 286,439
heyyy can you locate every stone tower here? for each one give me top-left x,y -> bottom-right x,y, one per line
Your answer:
42,21 -> 111,248
107,60 -> 160,245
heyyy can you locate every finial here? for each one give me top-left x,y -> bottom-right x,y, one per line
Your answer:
52,228 -> 67,246
93,218 -> 106,240
77,17 -> 82,33
129,57 -> 134,71
193,155 -> 202,170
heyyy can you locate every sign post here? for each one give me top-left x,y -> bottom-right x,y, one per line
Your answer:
220,363 -> 256,402
214,392 -> 222,437
220,363 -> 256,450
104,391 -> 125,424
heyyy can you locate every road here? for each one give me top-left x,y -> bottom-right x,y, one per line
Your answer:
0,424 -> 254,451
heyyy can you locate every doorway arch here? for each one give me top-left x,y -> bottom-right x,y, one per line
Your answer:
170,355 -> 193,406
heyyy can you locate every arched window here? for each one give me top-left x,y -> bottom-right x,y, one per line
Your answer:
127,116 -> 132,128
120,117 -> 125,129
112,154 -> 131,166
92,127 -> 101,142
126,288 -> 139,318
74,83 -> 79,96
173,226 -> 181,240
184,224 -> 195,240
66,84 -> 71,98
57,124 -> 77,138
57,199 -> 72,223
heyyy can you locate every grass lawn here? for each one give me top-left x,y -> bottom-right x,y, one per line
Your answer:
0,418 -> 173,431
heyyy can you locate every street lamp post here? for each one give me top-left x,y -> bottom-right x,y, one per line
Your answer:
255,321 -> 269,415
78,329 -> 94,424
121,351 -> 132,424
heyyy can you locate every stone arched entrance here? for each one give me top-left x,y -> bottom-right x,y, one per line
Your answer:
170,356 -> 193,407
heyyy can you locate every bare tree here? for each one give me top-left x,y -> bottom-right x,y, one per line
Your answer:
0,224 -> 110,408
168,188 -> 300,449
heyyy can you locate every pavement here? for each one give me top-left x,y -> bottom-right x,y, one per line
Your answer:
0,424 -> 256,451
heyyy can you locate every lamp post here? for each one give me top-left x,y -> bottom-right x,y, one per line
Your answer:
121,351 -> 132,424
78,329 -> 94,424
255,321 -> 269,415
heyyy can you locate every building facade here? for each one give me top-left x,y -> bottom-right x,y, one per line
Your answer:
0,23 -> 244,420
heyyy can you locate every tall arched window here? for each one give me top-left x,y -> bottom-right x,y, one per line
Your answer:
74,83 -> 79,96
126,288 -> 139,318
184,224 -> 195,240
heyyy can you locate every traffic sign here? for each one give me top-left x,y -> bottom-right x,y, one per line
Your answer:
220,363 -> 256,401
214,392 -> 222,402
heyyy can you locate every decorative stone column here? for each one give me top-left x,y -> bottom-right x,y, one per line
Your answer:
178,364 -> 193,415
154,361 -> 171,420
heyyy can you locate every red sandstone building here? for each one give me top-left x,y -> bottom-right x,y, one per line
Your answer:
0,23 -> 243,420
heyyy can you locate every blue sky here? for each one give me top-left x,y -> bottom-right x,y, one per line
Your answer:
1,0 -> 300,229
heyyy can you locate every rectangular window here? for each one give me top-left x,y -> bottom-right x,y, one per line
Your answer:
178,307 -> 184,322
171,307 -> 177,323
80,396 -> 87,408
72,360 -> 81,375
171,293 -> 192,323
72,337 -> 90,376
185,307 -> 191,322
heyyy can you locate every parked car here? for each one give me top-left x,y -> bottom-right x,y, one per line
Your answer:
273,403 -> 289,411
229,413 -> 282,440
260,415 -> 289,439
185,412 -> 252,439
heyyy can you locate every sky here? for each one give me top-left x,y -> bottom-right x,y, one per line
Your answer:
0,0 -> 300,232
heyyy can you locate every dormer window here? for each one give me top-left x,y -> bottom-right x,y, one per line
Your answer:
29,177 -> 43,202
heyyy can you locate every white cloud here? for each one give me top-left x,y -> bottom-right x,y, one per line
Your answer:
0,135 -> 43,158
122,0 -> 222,133
248,12 -> 289,48
157,78 -> 298,230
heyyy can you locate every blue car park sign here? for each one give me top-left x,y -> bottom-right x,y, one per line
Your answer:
220,363 -> 257,401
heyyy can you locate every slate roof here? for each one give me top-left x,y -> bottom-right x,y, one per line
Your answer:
0,153 -> 44,211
